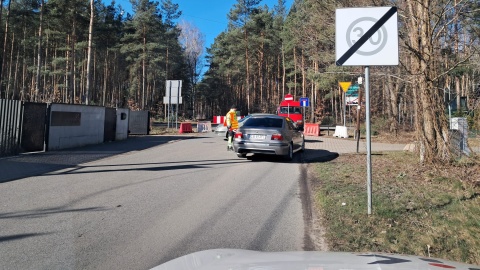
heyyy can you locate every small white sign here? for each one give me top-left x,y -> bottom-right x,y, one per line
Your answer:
336,7 -> 398,66
163,96 -> 183,104
166,80 -> 182,97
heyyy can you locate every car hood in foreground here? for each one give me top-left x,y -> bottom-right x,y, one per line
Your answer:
152,249 -> 479,270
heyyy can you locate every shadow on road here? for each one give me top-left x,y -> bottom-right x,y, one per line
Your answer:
46,159 -> 247,176
0,233 -> 53,243
0,135 -> 203,183
305,138 -> 323,143
238,149 -> 339,164
302,149 -> 339,163
0,206 -> 108,220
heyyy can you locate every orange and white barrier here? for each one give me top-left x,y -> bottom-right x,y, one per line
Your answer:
212,116 -> 226,124
213,115 -> 244,124
303,123 -> 321,136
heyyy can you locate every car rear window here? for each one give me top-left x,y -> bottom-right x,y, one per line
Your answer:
243,117 -> 283,128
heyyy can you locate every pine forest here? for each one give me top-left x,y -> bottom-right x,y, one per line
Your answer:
0,0 -> 479,162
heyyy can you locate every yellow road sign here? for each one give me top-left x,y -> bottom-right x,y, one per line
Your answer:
339,82 -> 351,92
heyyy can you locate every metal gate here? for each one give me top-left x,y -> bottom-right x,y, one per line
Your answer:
21,102 -> 48,152
129,111 -> 150,135
104,108 -> 117,142
0,99 -> 24,157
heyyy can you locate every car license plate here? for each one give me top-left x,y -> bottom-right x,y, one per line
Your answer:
249,134 -> 265,140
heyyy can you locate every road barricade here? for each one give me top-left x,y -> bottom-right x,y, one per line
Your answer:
179,122 -> 193,134
212,116 -> 225,124
197,121 -> 212,133
303,123 -> 321,136
213,115 -> 243,124
333,126 -> 349,138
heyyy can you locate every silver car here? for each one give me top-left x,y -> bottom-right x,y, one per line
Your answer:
233,114 -> 304,160
213,123 -> 228,137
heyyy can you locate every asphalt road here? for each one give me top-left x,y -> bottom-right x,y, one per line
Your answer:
0,133 -> 307,270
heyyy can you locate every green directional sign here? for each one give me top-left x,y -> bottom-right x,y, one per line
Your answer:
346,84 -> 360,106
346,84 -> 359,96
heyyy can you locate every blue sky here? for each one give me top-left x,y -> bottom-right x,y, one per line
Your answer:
112,0 -> 293,51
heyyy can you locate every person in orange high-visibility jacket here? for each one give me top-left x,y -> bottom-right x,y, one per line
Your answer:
224,104 -> 239,151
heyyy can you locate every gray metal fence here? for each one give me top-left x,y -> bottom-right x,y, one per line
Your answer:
0,99 -> 24,157
449,117 -> 480,156
468,129 -> 480,154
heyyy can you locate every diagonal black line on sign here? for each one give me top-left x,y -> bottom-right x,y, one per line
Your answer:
336,6 -> 397,66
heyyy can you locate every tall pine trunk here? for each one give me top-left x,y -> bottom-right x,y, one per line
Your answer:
35,0 -> 44,102
85,0 -> 94,105
245,28 -> 250,113
406,0 -> 451,163
0,0 -> 11,99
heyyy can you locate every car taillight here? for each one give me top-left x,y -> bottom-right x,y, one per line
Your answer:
271,134 -> 283,140
296,120 -> 303,125
235,132 -> 243,139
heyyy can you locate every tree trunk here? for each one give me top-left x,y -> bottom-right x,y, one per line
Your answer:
72,16 -> 77,104
455,76 -> 461,114
281,44 -> 285,98
259,33 -> 264,108
245,28 -> 250,113
406,0 -> 451,163
35,0 -> 44,102
142,26 -> 146,109
387,73 -> 399,120
293,47 -> 297,95
43,31 -> 49,101
85,0 -> 94,105
6,32 -> 15,99
301,50 -> 305,98
313,60 -> 318,122
0,0 -> 11,99
103,51 -> 108,106
21,31 -> 27,100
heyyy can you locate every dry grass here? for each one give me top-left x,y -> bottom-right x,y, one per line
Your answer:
310,151 -> 480,265
469,137 -> 480,148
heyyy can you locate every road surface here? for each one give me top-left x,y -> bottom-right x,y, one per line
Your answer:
0,133 -> 307,269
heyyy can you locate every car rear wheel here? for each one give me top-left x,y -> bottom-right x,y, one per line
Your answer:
284,143 -> 293,161
237,153 -> 247,158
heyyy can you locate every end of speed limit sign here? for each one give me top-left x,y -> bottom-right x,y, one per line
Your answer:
336,7 -> 398,66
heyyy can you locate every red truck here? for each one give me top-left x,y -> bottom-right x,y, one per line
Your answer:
277,94 -> 303,128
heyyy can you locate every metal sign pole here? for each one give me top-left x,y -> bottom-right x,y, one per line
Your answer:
448,88 -> 452,129
176,81 -> 180,130
356,82 -> 362,153
168,81 -> 172,129
365,66 -> 372,215
343,91 -> 347,126
303,104 -> 306,124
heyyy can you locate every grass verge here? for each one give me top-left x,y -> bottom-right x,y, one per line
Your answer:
149,125 -> 179,135
310,151 -> 480,265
